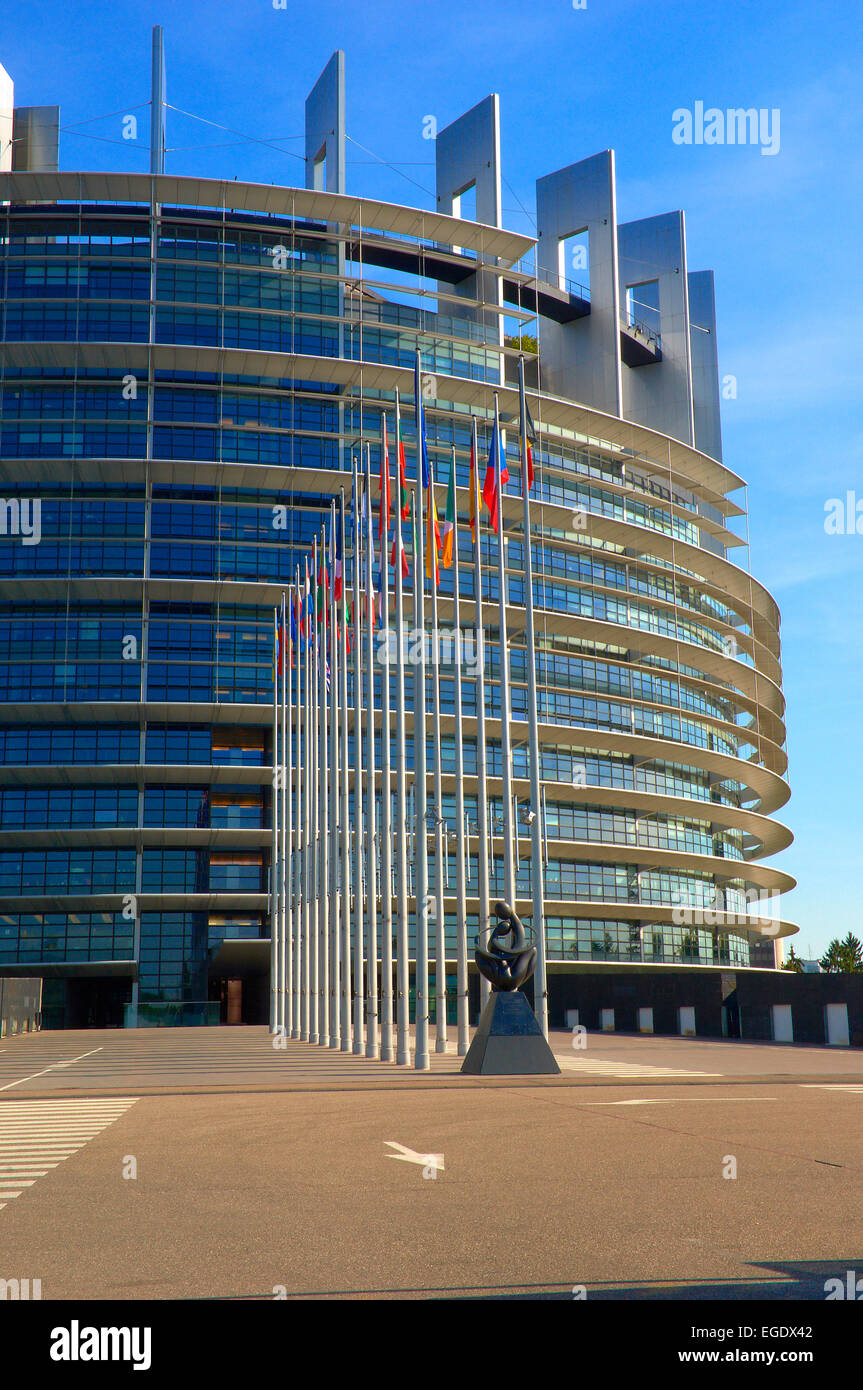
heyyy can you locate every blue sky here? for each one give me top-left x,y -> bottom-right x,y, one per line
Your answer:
4,0 -> 862,958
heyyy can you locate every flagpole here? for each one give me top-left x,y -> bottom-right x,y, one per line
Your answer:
339,489 -> 352,1052
281,590 -> 290,1038
493,393 -> 517,917
293,570 -> 302,1039
351,452 -> 365,1055
451,446 -> 469,1056
363,446 -> 380,1060
301,558 -> 311,1042
429,462 -> 447,1054
270,606 -> 279,1033
472,416 -> 492,1016
329,501 -> 341,1050
393,393 -> 411,1066
518,356 -> 549,1036
379,416 -> 394,1062
318,526 -> 330,1048
413,352 -> 430,1071
309,537 -> 320,1045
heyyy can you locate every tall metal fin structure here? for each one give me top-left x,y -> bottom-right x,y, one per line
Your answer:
435,95 -> 503,347
150,25 -> 166,176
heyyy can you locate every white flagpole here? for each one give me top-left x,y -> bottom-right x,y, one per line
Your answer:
493,393 -> 517,913
364,446 -> 380,1060
339,490 -> 352,1052
318,526 -> 330,1048
519,356 -> 549,1036
329,501 -> 341,1050
393,393 -> 411,1066
451,447 -> 469,1056
301,558 -> 311,1042
413,355 -> 430,1071
293,572 -> 302,1039
309,537 -> 320,1045
351,452 -> 365,1055
429,463 -> 447,1054
281,590 -> 290,1038
472,416 -> 492,1015
270,606 -> 279,1033
379,417 -> 394,1062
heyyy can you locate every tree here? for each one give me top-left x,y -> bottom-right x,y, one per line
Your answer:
504,334 -> 538,356
820,934 -> 863,973
781,945 -> 804,972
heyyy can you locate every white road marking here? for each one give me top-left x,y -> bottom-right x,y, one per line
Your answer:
0,1097 -> 137,1211
800,1085 -> 863,1093
557,1056 -> 722,1079
0,1047 -> 104,1093
579,1096 -> 778,1106
384,1141 -> 444,1172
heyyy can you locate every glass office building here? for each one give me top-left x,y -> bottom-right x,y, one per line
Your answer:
0,50 -> 795,1028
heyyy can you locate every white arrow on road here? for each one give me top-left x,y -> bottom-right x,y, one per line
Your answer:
581,1097 -> 778,1106
384,1141 -> 444,1172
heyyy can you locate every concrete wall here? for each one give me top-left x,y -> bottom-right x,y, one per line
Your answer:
305,50 -> 345,194
12,106 -> 60,173
0,63 -> 13,173
688,269 -> 722,462
435,94 -> 503,347
536,151 -> 622,413
535,969 -> 863,1047
619,211 -> 695,446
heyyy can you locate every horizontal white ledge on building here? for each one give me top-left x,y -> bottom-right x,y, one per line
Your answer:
0,761 -> 793,855
0,577 -> 785,711
0,700 -> 791,812
0,892 -> 799,941
0,341 -> 743,501
0,453 -> 782,636
0,819 -> 794,883
0,171 -> 535,265
0,827 -> 269,849
0,892 -> 268,913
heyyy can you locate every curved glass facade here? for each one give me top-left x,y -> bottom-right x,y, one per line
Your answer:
0,174 -> 795,1027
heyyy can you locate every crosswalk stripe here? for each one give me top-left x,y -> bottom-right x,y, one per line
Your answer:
0,1098 -> 138,1212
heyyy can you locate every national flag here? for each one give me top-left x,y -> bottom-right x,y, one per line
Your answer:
290,588 -> 299,662
304,561 -> 314,642
333,515 -> 343,601
276,604 -> 288,677
379,416 -> 391,570
391,523 -> 410,580
482,424 -> 500,535
425,468 -> 441,587
363,484 -> 377,629
316,542 -> 329,627
519,371 -> 537,493
397,403 -> 411,525
441,450 -> 456,569
414,354 -> 430,489
468,431 -> 481,545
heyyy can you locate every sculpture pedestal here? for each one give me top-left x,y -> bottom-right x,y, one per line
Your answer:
460,991 -> 561,1076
